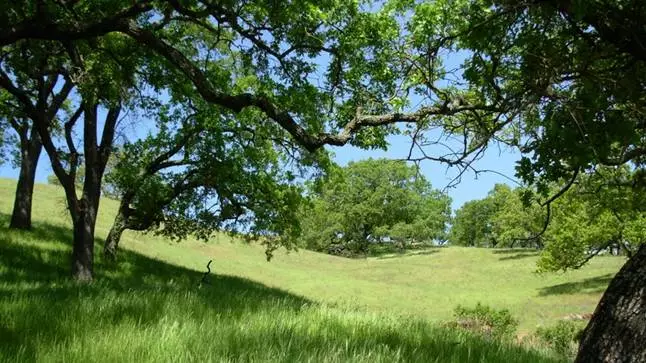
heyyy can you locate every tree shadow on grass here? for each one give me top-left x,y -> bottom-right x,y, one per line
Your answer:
492,248 -> 540,254
0,214 -> 313,360
0,213 -> 73,282
0,214 -> 559,363
498,252 -> 540,261
537,274 -> 615,296
375,249 -> 441,260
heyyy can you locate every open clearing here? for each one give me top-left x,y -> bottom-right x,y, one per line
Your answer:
0,179 -> 624,362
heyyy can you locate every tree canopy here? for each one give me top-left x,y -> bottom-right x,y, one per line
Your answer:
299,158 -> 451,255
537,167 -> 646,272
102,96 -> 328,260
449,171 -> 646,273
449,184 -> 544,248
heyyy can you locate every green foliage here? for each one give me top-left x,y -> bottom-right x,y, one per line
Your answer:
449,168 -> 646,271
537,167 -> 646,272
2,0 -> 644,292
449,198 -> 496,247
450,303 -> 519,341
450,1 -> 646,193
299,158 -> 451,255
107,103 -> 327,255
0,0 -> 415,278
535,321 -> 585,360
449,184 -> 544,248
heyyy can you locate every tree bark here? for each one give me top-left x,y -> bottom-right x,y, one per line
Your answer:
70,203 -> 96,282
575,244 -> 646,363
104,201 -> 129,261
70,164 -> 102,281
9,132 -> 42,230
67,102 -> 119,281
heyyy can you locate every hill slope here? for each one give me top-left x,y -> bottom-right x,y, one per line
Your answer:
0,179 -> 624,330
0,179 -> 624,361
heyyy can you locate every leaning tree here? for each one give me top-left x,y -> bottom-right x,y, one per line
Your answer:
102,95 -> 328,261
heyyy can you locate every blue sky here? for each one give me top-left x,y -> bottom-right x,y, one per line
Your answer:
330,136 -> 520,210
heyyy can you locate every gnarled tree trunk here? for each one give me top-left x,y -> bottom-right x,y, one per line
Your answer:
104,201 -> 129,261
35,98 -> 121,281
575,244 -> 646,363
9,127 -> 42,230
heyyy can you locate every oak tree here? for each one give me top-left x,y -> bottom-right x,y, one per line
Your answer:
300,158 -> 451,255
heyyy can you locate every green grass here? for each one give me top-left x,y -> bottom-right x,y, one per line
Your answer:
0,179 -> 625,362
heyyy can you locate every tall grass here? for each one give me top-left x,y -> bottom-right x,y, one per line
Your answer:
0,216 -> 562,362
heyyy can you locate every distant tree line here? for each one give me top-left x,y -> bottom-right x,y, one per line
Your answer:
449,166 -> 646,272
299,162 -> 645,271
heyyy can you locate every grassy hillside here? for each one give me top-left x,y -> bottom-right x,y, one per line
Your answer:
0,179 -> 624,362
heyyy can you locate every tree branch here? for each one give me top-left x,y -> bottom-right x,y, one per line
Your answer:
0,1 -> 154,46
64,105 -> 83,183
0,68 -> 37,118
99,104 -> 122,164
82,101 -> 98,164
119,21 -> 506,153
35,109 -> 75,200
47,77 -> 75,120
537,0 -> 646,62
511,168 -> 580,246
8,118 -> 28,141
601,147 -> 646,166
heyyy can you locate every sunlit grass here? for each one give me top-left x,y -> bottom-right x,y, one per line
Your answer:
0,221 -> 560,363
0,179 -> 625,362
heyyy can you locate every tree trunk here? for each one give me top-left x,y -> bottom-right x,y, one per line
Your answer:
9,133 -> 42,230
104,203 -> 129,261
575,244 -> 646,363
71,203 -> 96,282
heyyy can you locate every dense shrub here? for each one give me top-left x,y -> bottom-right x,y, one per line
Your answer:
447,303 -> 518,340
535,320 -> 585,360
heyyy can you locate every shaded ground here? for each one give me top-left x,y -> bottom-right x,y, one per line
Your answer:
538,274 -> 615,296
0,216 -> 561,363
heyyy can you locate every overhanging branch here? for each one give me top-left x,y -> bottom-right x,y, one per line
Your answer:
0,1 -> 154,47
119,20 -> 506,153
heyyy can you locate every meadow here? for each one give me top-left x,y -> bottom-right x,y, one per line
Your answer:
0,179 -> 625,362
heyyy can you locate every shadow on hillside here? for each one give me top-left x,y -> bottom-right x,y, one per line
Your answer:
0,215 -> 314,359
492,248 -> 540,254
0,214 -> 560,363
375,249 -> 441,260
498,252 -> 540,261
0,213 -> 71,281
538,274 -> 614,296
